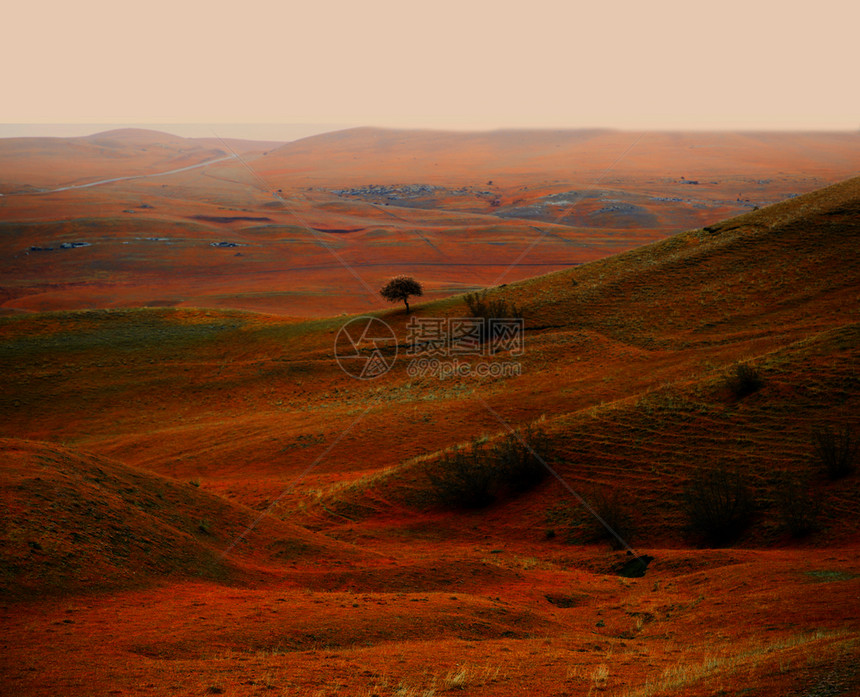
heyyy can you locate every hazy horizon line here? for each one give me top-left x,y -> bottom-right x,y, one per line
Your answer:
1,122 -> 858,143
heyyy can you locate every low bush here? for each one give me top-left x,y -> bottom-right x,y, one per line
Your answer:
725,363 -> 764,399
683,464 -> 753,545
813,424 -> 858,479
490,423 -> 549,492
546,487 -> 636,549
586,487 -> 636,549
427,425 -> 549,509
463,290 -> 523,335
774,473 -> 820,537
427,439 -> 498,508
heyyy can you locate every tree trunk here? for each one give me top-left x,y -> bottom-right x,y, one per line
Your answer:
404,298 -> 410,313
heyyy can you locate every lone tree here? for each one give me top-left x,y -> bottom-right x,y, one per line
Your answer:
379,275 -> 423,313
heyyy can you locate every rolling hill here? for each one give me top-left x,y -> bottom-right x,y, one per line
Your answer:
0,170 -> 858,694
0,437 -> 367,597
1,127 -> 857,317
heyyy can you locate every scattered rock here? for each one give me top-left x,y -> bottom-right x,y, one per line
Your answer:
616,554 -> 654,578
331,183 -> 474,200
545,593 -> 588,608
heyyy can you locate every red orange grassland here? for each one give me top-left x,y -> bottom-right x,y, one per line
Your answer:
1,128 -> 858,316
0,129 -> 859,696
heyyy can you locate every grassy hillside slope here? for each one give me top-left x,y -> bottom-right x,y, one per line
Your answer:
1,176 -> 858,697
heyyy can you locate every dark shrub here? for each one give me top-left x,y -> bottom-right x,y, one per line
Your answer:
586,487 -> 636,549
725,363 -> 763,399
683,464 -> 753,545
462,290 -> 523,345
813,424 -> 858,479
428,424 -> 549,508
427,440 -> 498,509
774,473 -> 820,537
544,487 -> 636,550
491,423 -> 549,492
464,290 -> 522,320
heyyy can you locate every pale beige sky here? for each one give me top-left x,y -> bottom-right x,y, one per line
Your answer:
4,0 -> 858,134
